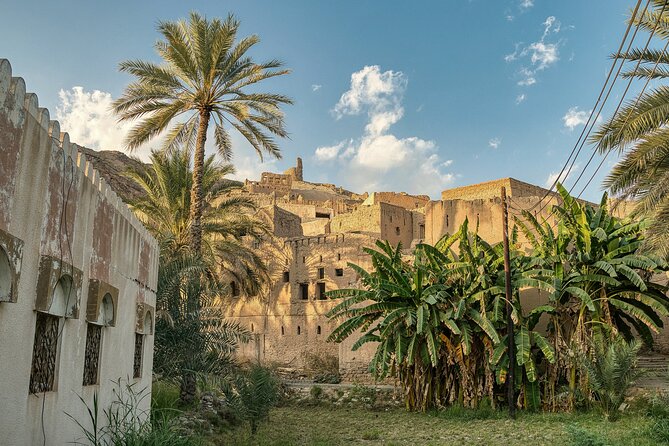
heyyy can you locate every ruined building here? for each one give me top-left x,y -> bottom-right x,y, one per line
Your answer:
0,60 -> 159,445
224,162 -> 584,381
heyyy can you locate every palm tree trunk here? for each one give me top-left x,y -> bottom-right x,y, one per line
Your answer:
190,109 -> 211,254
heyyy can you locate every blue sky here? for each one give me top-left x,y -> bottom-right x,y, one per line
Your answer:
0,0 -> 640,199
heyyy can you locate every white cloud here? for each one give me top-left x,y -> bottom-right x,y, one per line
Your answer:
520,0 -> 534,9
515,94 -> 526,104
314,141 -> 347,162
505,16 -> 563,87
562,106 -> 591,130
546,163 -> 579,188
316,65 -> 454,197
311,84 -> 322,92
55,87 -> 158,160
488,137 -> 501,149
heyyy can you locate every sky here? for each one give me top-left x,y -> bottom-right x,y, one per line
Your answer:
0,0 -> 645,200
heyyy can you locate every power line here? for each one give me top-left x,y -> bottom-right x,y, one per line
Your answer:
576,26 -> 669,199
523,0 -> 646,214
566,0 -> 669,200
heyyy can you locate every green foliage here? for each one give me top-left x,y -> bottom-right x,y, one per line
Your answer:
68,379 -> 200,446
580,337 -> 643,421
590,0 -> 669,257
223,365 -> 279,435
649,418 -> 669,444
565,425 -> 611,446
330,185 -> 667,415
310,386 -> 324,400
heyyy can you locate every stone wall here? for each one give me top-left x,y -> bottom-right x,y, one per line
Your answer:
364,191 -> 430,210
0,59 -> 159,445
440,177 -> 557,201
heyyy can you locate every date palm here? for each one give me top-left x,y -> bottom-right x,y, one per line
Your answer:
113,12 -> 292,254
591,0 -> 669,255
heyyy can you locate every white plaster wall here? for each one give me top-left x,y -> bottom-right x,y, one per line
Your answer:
0,59 -> 159,446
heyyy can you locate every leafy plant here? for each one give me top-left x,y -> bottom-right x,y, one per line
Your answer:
223,365 -> 279,435
580,337 -> 643,421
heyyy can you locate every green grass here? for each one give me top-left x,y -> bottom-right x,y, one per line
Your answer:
202,405 -> 659,446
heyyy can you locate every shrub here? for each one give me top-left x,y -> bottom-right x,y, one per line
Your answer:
223,365 -> 279,435
580,338 -> 643,421
565,425 -> 610,446
310,385 -> 323,400
650,418 -> 669,444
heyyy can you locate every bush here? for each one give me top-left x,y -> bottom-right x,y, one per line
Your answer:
565,425 -> 610,446
580,338 -> 643,421
310,385 -> 323,400
223,365 -> 279,435
650,418 -> 669,444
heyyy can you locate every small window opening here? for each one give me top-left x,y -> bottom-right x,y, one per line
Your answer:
302,256 -> 306,263
0,247 -> 12,301
251,323 -> 254,332
133,333 -> 144,379
335,268 -> 344,277
230,281 -> 239,297
419,224 -> 425,240
29,312 -> 61,393
337,253 -> 341,261
317,326 -> 322,335
395,227 -> 400,236
317,282 -> 326,300
281,326 -> 285,335
318,267 -> 325,279
299,283 -> 309,300
319,255 -> 323,263
297,326 -> 301,335
390,216 -> 393,223
283,271 -> 290,282
446,215 -> 449,227
83,323 -> 102,386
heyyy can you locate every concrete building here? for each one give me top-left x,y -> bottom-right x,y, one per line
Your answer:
0,59 -> 159,445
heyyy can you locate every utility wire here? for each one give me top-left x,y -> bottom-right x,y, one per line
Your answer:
565,0 -> 669,200
523,0 -> 646,214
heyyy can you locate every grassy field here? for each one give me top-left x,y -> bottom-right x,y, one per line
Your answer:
203,404 -> 659,446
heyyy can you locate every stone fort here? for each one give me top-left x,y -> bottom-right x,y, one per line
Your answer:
224,158 -> 611,381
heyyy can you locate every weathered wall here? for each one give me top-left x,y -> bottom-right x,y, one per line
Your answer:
225,232 -> 377,369
0,59 -> 159,446
364,191 -> 430,210
440,177 -> 557,202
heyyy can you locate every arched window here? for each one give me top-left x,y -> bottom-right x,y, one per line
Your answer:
50,275 -> 74,317
101,293 -> 114,326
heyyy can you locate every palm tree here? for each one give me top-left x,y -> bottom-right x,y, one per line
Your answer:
591,0 -> 669,256
113,12 -> 292,253
126,148 -> 269,295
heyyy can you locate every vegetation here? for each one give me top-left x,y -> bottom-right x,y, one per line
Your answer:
205,404 -> 661,445
222,365 -> 280,435
591,0 -> 669,256
114,11 -> 291,253
579,338 -> 643,421
328,184 -> 668,412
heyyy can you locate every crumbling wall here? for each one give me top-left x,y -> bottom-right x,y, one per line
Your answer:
0,59 -> 159,446
364,191 -> 430,210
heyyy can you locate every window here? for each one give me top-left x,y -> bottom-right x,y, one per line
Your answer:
251,323 -> 255,333
317,326 -> 322,335
335,268 -> 344,277
29,312 -> 60,393
133,333 -> 144,379
317,282 -> 326,300
297,326 -> 301,335
230,281 -> 239,297
283,271 -> 290,283
419,224 -> 425,240
319,255 -> 323,263
299,283 -> 309,300
395,227 -> 401,236
281,326 -> 285,336
318,267 -> 325,279
302,256 -> 306,263
82,323 -> 102,386
446,215 -> 449,227
337,253 -> 341,261
0,247 -> 11,302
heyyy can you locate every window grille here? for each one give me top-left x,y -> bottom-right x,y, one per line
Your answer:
133,333 -> 144,378
82,323 -> 102,386
29,313 -> 60,393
